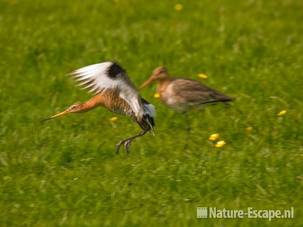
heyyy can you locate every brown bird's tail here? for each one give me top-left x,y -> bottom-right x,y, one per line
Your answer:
217,94 -> 234,103
198,96 -> 233,105
209,90 -> 234,104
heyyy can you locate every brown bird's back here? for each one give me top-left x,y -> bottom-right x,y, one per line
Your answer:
157,78 -> 232,111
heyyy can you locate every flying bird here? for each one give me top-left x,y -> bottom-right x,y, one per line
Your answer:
140,66 -> 232,145
45,61 -> 155,153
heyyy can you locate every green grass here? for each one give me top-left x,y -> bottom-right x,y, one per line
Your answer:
0,0 -> 303,226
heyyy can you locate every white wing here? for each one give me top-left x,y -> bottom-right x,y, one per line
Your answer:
70,61 -> 144,119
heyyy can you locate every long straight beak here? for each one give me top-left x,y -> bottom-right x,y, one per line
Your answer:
140,77 -> 154,89
42,109 -> 70,122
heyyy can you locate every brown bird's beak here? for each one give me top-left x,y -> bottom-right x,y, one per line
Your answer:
140,77 -> 154,89
42,109 -> 70,122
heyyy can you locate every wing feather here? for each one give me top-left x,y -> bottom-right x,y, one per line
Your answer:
70,61 -> 145,119
172,79 -> 232,104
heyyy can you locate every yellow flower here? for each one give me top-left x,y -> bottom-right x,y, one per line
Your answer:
277,110 -> 287,117
174,3 -> 183,11
215,140 -> 226,148
198,73 -> 208,79
246,126 -> 253,133
110,116 -> 118,123
209,133 -> 220,141
154,93 -> 160,98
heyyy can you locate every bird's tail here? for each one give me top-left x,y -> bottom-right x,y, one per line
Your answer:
213,91 -> 234,102
137,98 -> 155,132
201,93 -> 234,105
220,95 -> 234,102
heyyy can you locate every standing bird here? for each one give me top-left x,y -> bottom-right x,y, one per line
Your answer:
44,61 -> 155,153
140,66 -> 232,110
140,66 -> 232,144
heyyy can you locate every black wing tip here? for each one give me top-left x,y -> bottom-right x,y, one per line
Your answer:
211,89 -> 234,102
220,95 -> 234,102
199,94 -> 234,105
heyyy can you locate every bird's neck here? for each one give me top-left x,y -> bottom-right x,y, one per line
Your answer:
157,77 -> 173,93
76,95 -> 103,113
159,74 -> 173,83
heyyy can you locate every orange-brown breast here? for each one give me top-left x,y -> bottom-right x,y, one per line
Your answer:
156,78 -> 188,111
93,90 -> 134,116
157,79 -> 172,94
157,78 -> 174,102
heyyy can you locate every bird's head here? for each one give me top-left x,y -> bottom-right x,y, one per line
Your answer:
66,102 -> 82,113
43,102 -> 82,121
140,66 -> 168,89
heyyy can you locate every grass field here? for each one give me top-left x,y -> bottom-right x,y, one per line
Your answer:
1,0 -> 303,226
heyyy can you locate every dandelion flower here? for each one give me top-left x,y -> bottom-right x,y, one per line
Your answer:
198,73 -> 208,79
246,126 -> 253,133
277,110 -> 287,117
215,140 -> 226,148
110,116 -> 118,123
174,3 -> 183,11
209,133 -> 220,141
154,93 -> 160,98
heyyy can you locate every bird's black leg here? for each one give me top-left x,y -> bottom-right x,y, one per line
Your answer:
183,112 -> 191,150
116,130 -> 148,154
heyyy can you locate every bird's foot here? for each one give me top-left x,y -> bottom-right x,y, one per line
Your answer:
124,140 -> 132,153
115,139 -> 132,154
